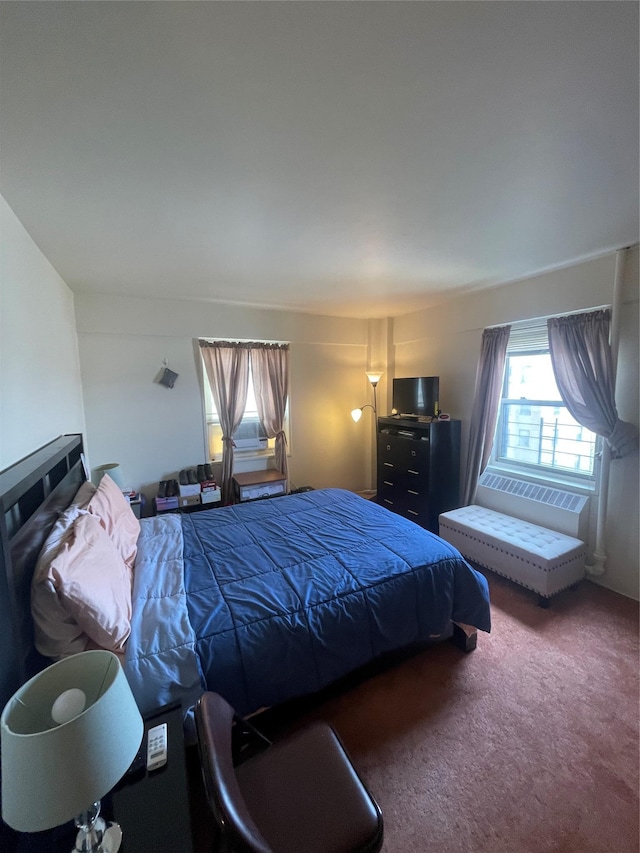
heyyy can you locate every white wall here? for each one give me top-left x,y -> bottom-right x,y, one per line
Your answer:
0,196 -> 85,469
74,293 -> 374,501
391,250 -> 639,600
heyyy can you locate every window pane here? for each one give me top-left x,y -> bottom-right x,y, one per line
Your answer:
497,352 -> 596,477
505,353 -> 562,401
499,401 -> 596,474
204,368 -> 259,420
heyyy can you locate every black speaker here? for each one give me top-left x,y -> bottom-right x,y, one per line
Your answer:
158,367 -> 179,388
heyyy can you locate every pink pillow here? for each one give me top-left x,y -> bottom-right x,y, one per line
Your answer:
73,479 -> 97,509
31,480 -> 109,659
46,513 -> 132,653
32,504 -> 91,659
87,473 -> 140,570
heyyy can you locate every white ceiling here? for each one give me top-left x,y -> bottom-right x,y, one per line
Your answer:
1,2 -> 638,319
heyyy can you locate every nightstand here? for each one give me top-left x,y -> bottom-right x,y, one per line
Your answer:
7,703 -> 195,853
129,492 -> 144,519
111,702 -> 194,852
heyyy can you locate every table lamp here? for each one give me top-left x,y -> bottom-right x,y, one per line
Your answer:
94,463 -> 125,490
1,650 -> 144,853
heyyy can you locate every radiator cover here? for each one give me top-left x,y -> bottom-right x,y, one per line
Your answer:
477,473 -> 590,539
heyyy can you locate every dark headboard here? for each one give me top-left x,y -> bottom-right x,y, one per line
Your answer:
0,434 -> 85,710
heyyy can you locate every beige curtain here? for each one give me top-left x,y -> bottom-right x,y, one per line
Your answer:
462,325 -> 511,506
250,344 -> 290,489
199,341 -> 250,504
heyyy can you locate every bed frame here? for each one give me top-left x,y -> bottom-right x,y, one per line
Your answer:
0,434 -> 86,710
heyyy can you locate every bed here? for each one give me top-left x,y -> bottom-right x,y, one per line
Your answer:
0,435 -> 491,720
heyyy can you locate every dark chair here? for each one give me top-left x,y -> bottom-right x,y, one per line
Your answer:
194,692 -> 384,853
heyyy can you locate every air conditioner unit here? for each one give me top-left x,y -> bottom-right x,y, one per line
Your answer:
233,420 -> 269,451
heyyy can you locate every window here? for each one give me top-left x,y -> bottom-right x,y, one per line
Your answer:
491,321 -> 597,480
201,356 -> 290,460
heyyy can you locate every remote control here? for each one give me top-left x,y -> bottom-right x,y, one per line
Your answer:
146,722 -> 168,772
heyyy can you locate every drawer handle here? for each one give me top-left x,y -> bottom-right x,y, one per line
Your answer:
408,489 -> 419,495
407,509 -> 419,516
383,462 -> 394,468
408,469 -> 419,475
384,480 -> 394,486
411,450 -> 416,456
383,499 -> 394,505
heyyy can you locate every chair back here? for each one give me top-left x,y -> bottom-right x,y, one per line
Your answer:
195,692 -> 272,853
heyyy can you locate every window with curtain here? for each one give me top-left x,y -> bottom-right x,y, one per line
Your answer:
490,319 -> 598,481
201,343 -> 290,460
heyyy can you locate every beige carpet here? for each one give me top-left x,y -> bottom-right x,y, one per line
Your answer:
266,573 -> 639,853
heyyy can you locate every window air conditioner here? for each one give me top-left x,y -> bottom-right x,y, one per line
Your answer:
233,420 -> 269,451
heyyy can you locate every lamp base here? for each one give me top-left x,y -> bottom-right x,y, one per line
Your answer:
72,819 -> 122,853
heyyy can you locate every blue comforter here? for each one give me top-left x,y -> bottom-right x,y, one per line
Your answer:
180,488 -> 490,714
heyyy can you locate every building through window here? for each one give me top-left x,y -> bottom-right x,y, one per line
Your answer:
492,320 -> 597,480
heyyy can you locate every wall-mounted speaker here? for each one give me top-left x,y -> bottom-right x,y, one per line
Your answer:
158,367 -> 179,388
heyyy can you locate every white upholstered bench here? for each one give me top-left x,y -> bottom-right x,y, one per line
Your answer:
439,505 -> 586,606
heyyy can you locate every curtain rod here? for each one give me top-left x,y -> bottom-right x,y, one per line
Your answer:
486,305 -> 612,331
198,339 -> 289,348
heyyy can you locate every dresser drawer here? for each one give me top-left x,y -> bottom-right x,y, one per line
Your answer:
378,437 -> 429,471
378,469 -> 426,498
377,490 -> 429,525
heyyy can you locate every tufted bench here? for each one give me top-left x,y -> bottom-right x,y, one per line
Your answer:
439,505 -> 586,606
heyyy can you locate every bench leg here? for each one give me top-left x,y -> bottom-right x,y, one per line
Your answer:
452,622 -> 478,652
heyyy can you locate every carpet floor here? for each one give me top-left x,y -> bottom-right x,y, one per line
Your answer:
241,572 -> 639,853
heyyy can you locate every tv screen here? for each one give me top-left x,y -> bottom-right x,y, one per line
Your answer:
392,377 -> 439,417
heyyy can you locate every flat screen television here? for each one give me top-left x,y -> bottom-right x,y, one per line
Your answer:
392,377 -> 439,417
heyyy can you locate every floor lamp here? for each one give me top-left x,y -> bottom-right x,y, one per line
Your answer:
351,371 -> 383,422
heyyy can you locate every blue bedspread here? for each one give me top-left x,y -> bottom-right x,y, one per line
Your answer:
181,488 -> 490,715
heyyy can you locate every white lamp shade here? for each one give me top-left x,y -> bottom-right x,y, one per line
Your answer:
365,371 -> 383,386
1,650 -> 143,833
351,408 -> 363,423
94,463 -> 124,489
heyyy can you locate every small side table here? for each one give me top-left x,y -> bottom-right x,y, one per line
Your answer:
233,469 -> 287,502
8,704 -> 194,853
129,492 -> 144,519
111,702 -> 194,852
